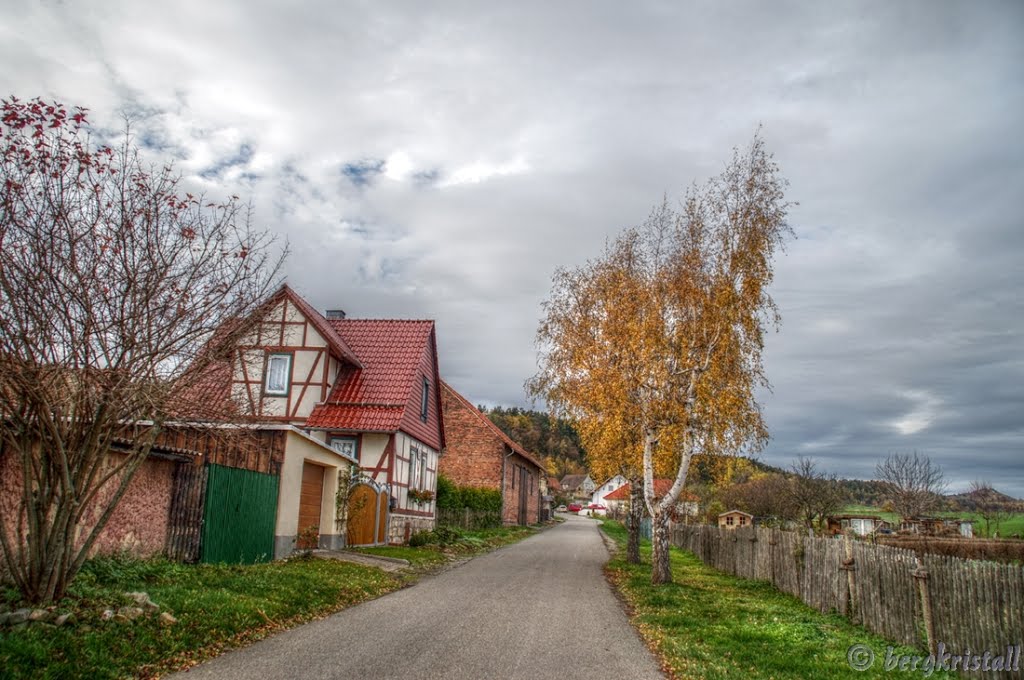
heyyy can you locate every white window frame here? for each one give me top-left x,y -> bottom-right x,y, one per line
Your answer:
329,436 -> 359,462
409,446 -> 421,490
264,353 -> 292,396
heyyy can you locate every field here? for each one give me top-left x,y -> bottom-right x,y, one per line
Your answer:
842,505 -> 1024,538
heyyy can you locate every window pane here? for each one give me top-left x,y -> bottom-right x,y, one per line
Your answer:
330,438 -> 357,460
267,355 -> 289,393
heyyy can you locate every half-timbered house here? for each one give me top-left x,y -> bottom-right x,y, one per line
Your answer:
218,284 -> 445,553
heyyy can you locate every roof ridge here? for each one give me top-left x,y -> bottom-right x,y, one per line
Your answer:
441,380 -> 544,470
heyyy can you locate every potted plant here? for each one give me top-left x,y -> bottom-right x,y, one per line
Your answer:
408,488 -> 435,504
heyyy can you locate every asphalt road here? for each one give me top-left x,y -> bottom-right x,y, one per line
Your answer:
172,514 -> 664,679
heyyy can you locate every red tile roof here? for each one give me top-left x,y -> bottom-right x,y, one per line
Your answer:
305,319 -> 438,439
441,381 -> 544,470
604,481 -> 697,502
304,403 -> 405,431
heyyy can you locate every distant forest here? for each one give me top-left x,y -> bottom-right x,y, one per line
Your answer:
477,410 -> 1020,508
482,406 -> 586,478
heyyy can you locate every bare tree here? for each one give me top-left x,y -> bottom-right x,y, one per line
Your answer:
722,473 -> 797,523
0,97 -> 284,602
787,456 -> 847,531
968,480 -> 1015,537
875,451 -> 946,522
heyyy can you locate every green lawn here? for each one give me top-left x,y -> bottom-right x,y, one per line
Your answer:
355,524 -> 540,567
0,524 -> 543,679
843,504 -> 1024,538
0,555 -> 402,679
601,521 -> 954,680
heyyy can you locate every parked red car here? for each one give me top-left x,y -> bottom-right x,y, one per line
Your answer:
567,503 -> 582,513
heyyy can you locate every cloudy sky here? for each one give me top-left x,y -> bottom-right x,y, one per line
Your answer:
3,1 -> 1022,495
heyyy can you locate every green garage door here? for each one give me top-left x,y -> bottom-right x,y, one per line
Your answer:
201,464 -> 279,564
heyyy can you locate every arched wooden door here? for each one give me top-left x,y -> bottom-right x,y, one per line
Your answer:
347,482 -> 388,547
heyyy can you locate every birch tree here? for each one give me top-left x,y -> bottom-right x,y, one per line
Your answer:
0,97 -> 283,602
531,134 -> 791,583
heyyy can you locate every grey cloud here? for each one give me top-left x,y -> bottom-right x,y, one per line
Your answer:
4,0 -> 1022,495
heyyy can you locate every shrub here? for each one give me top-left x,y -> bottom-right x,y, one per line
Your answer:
435,474 -> 502,512
408,531 -> 432,547
430,526 -> 463,545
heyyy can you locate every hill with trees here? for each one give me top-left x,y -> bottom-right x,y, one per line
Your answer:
482,406 -> 586,479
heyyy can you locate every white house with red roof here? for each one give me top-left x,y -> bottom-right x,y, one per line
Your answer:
603,480 -> 699,521
216,284 -> 445,554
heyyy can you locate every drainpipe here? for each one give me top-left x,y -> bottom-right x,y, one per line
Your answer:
501,445 -> 516,522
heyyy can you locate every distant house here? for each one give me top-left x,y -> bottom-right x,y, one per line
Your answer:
603,480 -> 699,521
439,381 -> 544,526
827,514 -> 892,537
718,510 -> 754,529
591,475 -> 628,506
560,474 -> 595,499
900,517 -> 974,538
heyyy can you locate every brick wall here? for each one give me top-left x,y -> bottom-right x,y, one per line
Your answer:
502,453 -> 541,525
0,448 -> 175,559
441,384 -> 542,526
439,386 -> 504,488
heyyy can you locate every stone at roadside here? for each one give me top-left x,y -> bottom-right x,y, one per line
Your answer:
28,609 -> 49,622
100,609 -> 115,621
125,591 -> 160,613
54,613 -> 72,626
8,609 -> 31,625
159,612 -> 178,625
117,606 -> 145,621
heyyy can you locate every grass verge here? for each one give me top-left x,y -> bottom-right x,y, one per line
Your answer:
600,521 -> 955,680
356,524 -> 541,569
0,523 -> 544,678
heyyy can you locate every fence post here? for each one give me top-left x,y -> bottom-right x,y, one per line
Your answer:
911,558 -> 937,656
841,532 -> 857,622
464,507 -> 470,530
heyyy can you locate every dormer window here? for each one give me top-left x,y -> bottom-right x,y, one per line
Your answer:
420,377 -> 429,422
265,353 -> 292,396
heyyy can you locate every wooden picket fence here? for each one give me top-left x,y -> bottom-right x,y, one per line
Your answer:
671,525 -> 1023,678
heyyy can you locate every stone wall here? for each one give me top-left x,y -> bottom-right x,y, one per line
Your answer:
389,513 -> 436,544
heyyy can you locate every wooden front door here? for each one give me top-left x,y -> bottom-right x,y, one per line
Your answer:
518,468 -> 529,526
347,484 -> 378,546
297,462 -> 324,549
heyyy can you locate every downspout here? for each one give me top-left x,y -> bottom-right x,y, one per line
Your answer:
501,444 -> 515,522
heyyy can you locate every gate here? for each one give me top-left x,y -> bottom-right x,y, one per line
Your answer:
201,463 -> 279,564
347,480 -> 389,547
165,462 -> 208,562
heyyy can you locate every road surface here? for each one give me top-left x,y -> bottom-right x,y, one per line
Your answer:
173,514 -> 664,679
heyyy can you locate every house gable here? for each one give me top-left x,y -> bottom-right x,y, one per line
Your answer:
230,285 -> 357,423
